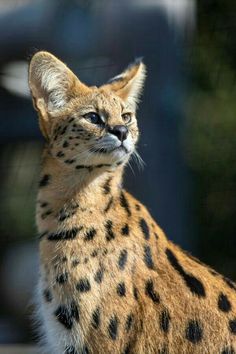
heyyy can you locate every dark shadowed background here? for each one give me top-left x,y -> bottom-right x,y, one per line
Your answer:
0,0 -> 235,344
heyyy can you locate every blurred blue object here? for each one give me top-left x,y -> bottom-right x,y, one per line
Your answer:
0,0 -> 196,343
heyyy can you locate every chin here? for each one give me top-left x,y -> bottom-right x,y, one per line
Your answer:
109,148 -> 132,164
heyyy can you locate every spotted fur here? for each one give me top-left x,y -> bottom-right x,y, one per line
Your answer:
29,52 -> 236,354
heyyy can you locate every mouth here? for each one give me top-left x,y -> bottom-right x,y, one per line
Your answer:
90,144 -> 129,154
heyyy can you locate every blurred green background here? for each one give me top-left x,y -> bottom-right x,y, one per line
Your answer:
185,0 -> 236,276
0,0 -> 235,344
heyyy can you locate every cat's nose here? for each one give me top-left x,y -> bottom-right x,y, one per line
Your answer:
108,125 -> 128,142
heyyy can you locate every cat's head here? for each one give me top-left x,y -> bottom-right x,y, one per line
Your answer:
29,51 -> 146,171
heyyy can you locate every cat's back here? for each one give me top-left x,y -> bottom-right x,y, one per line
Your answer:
121,191 -> 236,353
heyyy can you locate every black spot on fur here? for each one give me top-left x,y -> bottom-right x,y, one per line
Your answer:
72,259 -> 80,267
166,248 -> 206,297
81,346 -> 89,354
65,346 -> 78,354
56,272 -> 68,284
41,210 -> 52,219
103,177 -> 112,194
121,224 -> 129,236
84,228 -> 97,241
158,346 -> 169,354
43,289 -> 52,302
60,126 -> 67,135
103,248 -> 108,256
105,220 -> 115,241
91,249 -> 98,257
218,293 -> 232,312
104,197 -> 113,213
135,204 -> 141,211
92,307 -> 100,329
40,202 -> 48,208
223,277 -> 236,291
57,151 -> 65,158
145,279 -> 160,303
76,164 -> 84,170
139,218 -> 150,240
64,159 -> 76,164
76,278 -> 91,292
123,344 -> 131,354
160,310 -> 171,333
54,302 -> 79,330
58,207 -> 76,222
117,282 -> 126,297
221,346 -> 235,354
125,314 -> 133,332
118,249 -> 128,270
63,141 -> 69,148
229,319 -> 236,334
209,269 -> 218,276
116,161 -> 123,166
48,227 -> 82,241
120,191 -> 131,216
70,300 -> 80,321
185,320 -> 203,343
143,245 -> 154,269
133,286 -> 138,300
39,174 -> 51,187
108,315 -> 118,340
96,163 -> 111,168
38,231 -> 48,239
94,267 -> 104,283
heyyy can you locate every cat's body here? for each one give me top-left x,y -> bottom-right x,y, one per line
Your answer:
29,52 -> 236,354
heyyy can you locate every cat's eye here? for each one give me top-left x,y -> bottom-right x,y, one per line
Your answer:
122,113 -> 132,124
83,112 -> 104,126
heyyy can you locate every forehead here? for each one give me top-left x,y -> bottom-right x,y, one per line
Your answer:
73,88 -> 125,113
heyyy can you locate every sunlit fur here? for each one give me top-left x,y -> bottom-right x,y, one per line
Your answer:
48,90 -> 139,170
30,52 -> 236,354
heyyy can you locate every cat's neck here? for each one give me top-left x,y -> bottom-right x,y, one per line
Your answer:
37,148 -> 124,215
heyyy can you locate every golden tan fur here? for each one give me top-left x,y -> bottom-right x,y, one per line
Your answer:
29,52 -> 236,354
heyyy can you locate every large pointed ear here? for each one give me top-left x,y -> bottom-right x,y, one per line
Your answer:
102,59 -> 146,109
28,51 -> 89,138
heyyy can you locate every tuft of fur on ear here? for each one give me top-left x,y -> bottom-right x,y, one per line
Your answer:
103,58 -> 146,109
28,51 -> 89,138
